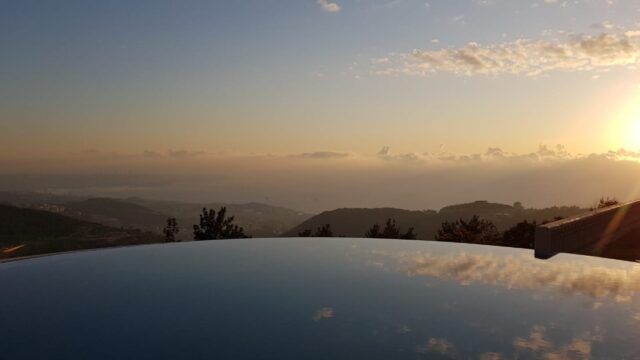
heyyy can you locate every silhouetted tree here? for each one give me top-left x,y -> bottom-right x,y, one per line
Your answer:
512,201 -> 524,211
193,207 -> 249,240
314,224 -> 333,237
502,220 -> 536,249
162,217 -> 180,242
364,218 -> 417,239
298,229 -> 313,237
435,215 -> 501,245
597,197 -> 619,209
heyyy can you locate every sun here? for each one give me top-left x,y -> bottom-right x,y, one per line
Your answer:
608,92 -> 640,152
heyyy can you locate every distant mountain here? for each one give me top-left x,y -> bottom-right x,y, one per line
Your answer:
0,191 -> 85,206
0,204 -> 162,259
283,201 -> 586,239
125,197 -> 312,238
62,198 -> 168,232
0,192 -> 312,239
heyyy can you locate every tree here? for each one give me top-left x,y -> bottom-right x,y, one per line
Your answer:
314,224 -> 333,237
298,229 -> 313,237
162,217 -> 180,242
597,197 -> 619,209
193,207 -> 249,240
502,220 -> 536,249
435,215 -> 501,245
296,225 -> 334,237
364,218 -> 417,240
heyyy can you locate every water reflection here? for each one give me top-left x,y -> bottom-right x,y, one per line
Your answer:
416,326 -> 600,359
3,239 -> 640,359
370,250 -> 640,302
417,337 -> 455,357
512,325 -> 598,360
312,307 -> 335,321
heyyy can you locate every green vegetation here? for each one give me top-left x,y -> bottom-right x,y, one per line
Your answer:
125,197 -> 311,238
501,220 -> 537,249
435,215 -> 501,245
283,201 -> 585,240
163,217 -> 180,242
193,207 -> 249,240
0,204 -> 162,259
2,193 -> 624,259
63,198 -> 168,231
298,224 -> 334,237
365,218 -> 416,240
597,197 -> 619,209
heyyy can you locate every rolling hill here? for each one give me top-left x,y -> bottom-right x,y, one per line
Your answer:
124,198 -> 312,238
0,192 -> 312,239
0,204 -> 162,259
282,201 -> 586,239
62,198 -> 168,231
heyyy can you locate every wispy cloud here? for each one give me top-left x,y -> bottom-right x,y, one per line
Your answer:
513,326 -> 598,359
373,29 -> 640,77
318,0 -> 341,13
290,151 -> 351,159
417,338 -> 456,356
392,251 -> 640,302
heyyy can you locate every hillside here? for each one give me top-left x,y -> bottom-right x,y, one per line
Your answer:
0,204 -> 162,259
125,198 -> 312,238
0,192 -> 312,239
62,198 -> 168,231
282,201 -> 586,239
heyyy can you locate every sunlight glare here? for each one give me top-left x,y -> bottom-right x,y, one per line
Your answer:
609,91 -> 640,152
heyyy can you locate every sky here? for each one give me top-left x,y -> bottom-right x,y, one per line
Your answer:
2,0 -> 640,211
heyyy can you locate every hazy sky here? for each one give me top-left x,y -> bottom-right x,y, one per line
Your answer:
2,0 -> 640,156
2,1 -> 640,210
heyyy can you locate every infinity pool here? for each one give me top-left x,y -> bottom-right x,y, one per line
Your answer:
2,238 -> 639,359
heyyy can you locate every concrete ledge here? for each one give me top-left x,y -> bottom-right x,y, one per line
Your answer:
535,200 -> 640,259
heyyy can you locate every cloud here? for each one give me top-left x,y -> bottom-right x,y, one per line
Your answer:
373,29 -> 640,77
5,145 -> 640,213
318,0 -> 341,12
371,57 -> 390,65
291,151 -> 350,159
417,338 -> 456,356
312,307 -> 335,321
513,326 -> 553,352
513,326 -> 597,359
391,251 -> 640,302
167,149 -> 206,159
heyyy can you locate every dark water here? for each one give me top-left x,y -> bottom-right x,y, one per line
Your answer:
2,238 -> 640,359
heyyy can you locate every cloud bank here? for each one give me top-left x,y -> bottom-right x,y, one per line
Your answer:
2,146 -> 640,212
398,251 -> 640,302
374,29 -> 640,76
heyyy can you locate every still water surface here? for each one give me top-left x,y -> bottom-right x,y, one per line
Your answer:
2,238 -> 640,359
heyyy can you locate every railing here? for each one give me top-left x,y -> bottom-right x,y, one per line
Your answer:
535,200 -> 640,259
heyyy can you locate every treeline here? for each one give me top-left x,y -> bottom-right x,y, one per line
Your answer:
163,198 -> 621,248
162,207 -> 250,242
295,216 -> 538,249
292,197 -> 621,249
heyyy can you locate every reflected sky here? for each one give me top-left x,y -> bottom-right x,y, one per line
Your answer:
369,249 -> 640,303
1,238 -> 639,359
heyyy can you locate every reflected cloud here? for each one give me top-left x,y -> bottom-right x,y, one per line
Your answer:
514,326 -> 597,359
373,250 -> 640,302
313,307 -> 335,321
513,325 -> 553,352
479,353 -> 504,360
417,337 -> 456,357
